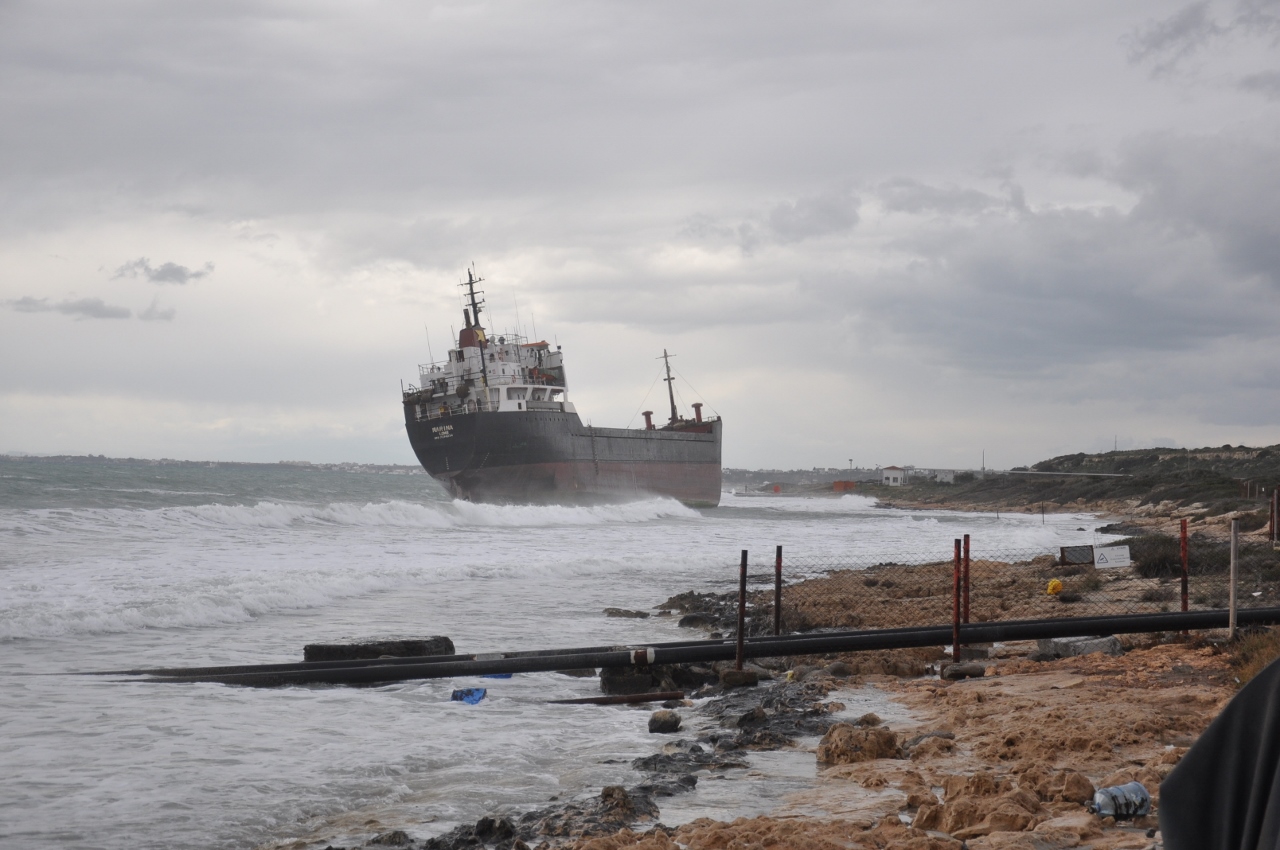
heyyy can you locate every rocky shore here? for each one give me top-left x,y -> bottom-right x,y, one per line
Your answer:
303,499 -> 1279,850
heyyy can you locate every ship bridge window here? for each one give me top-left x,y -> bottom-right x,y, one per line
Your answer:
549,388 -> 563,398
506,387 -> 528,400
530,388 -> 546,401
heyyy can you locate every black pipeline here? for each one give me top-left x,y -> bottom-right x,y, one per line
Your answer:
137,607 -> 1280,688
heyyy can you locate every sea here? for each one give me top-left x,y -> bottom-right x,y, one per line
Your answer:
0,460 -> 1114,849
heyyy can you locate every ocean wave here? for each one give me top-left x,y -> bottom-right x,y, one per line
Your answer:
0,565 -> 416,641
722,493 -> 879,513
6,496 -> 701,536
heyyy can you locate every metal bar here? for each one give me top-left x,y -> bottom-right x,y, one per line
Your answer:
1272,489 -> 1278,543
1181,518 -> 1190,614
736,549 -> 747,671
774,545 -> 783,637
142,608 -> 1280,688
1230,519 -> 1239,641
952,538 -> 962,663
962,533 -> 971,625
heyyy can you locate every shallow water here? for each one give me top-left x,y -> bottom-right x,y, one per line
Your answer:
0,461 -> 1114,849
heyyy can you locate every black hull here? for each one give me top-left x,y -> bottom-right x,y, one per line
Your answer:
404,409 -> 722,506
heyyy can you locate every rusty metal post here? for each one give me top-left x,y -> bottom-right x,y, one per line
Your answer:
774,545 -> 783,636
1271,488 -> 1278,543
1230,519 -> 1239,640
962,533 -> 971,625
952,538 -> 962,663
1181,519 -> 1189,614
736,549 -> 747,671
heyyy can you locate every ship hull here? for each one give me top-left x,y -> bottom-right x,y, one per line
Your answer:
404,408 -> 722,506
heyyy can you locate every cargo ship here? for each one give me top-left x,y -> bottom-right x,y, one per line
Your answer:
402,270 -> 722,505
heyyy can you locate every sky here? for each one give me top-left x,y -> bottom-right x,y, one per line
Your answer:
2,1 -> 1280,470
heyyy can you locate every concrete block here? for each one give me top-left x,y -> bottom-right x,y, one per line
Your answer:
1036,635 -> 1124,658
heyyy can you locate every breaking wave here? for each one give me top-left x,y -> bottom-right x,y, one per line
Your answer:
722,493 -> 879,513
7,496 -> 701,537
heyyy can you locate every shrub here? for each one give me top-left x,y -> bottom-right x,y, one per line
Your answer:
1122,534 -> 1231,577
1124,535 -> 1183,578
1232,627 -> 1280,689
1238,511 -> 1269,532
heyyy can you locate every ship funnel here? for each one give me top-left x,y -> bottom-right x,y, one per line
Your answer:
642,411 -> 655,430
463,309 -> 472,329
692,403 -> 703,423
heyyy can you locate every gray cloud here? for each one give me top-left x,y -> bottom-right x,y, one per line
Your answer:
876,178 -> 1009,216
1239,69 -> 1280,97
1127,0 -> 1280,76
1126,3 -> 1222,73
139,299 -> 176,322
8,296 -> 132,319
113,258 -> 214,285
764,186 -> 861,244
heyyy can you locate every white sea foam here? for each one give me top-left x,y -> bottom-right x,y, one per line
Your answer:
721,493 -> 880,512
6,496 -> 700,538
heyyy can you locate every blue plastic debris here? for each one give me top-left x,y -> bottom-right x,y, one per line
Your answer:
450,687 -> 487,705
482,673 -> 513,679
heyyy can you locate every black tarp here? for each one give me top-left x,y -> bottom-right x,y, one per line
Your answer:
1161,654 -> 1280,849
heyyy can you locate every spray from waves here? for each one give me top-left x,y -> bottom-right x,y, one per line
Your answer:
722,493 -> 880,513
6,496 -> 702,537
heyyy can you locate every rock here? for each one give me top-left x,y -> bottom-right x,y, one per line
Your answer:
648,710 -> 681,733
719,669 -> 759,689
304,636 -> 454,662
600,669 -> 658,695
1060,771 -> 1096,803
816,723 -> 901,763
473,816 -> 514,842
722,706 -> 767,729
940,662 -> 987,680
903,730 -> 956,760
824,660 -> 854,677
678,613 -> 715,628
1035,635 -> 1124,658
854,712 -> 882,727
604,607 -> 650,619
365,830 -> 412,846
956,644 -> 991,661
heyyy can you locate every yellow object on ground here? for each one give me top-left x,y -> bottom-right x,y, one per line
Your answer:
1046,579 -> 1063,596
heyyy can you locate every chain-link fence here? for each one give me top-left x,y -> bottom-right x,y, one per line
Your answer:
736,535 -> 1280,636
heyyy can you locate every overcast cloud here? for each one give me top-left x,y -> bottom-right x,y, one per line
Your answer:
2,0 -> 1279,467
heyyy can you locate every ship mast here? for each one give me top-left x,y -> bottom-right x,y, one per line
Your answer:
463,267 -> 489,388
660,349 -> 678,425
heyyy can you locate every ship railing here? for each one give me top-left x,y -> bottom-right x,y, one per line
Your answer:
415,370 -> 565,390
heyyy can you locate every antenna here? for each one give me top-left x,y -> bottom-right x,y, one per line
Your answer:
425,324 -> 434,363
460,266 -> 489,388
658,349 -> 678,424
531,310 -> 538,342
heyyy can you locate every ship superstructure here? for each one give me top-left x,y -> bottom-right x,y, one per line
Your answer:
401,269 -> 722,505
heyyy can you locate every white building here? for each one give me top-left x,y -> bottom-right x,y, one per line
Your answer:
882,466 -> 906,486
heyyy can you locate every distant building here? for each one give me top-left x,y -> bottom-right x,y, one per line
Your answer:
935,470 -> 955,484
882,466 -> 905,486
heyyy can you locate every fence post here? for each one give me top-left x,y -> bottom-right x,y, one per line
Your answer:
1264,483 -> 1274,545
952,538 -> 962,663
962,533 -> 971,624
736,549 -> 747,671
774,545 -> 783,637
1230,519 -> 1239,641
1180,519 -> 1189,614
